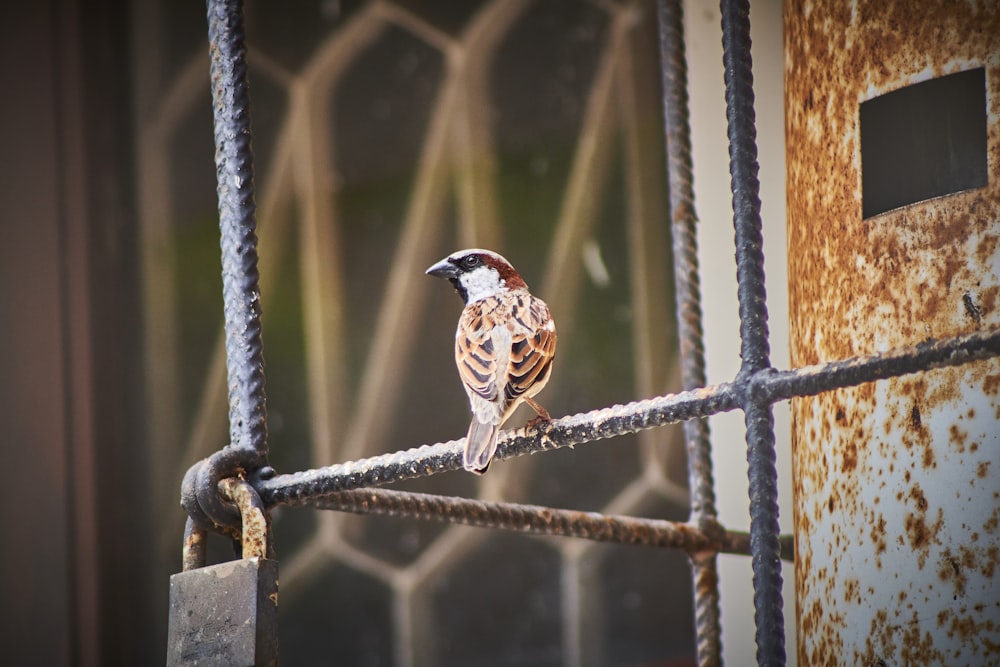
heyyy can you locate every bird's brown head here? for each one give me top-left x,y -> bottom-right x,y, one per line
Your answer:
425,249 -> 528,304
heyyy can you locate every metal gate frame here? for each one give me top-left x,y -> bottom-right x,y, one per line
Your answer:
174,1 -> 1000,665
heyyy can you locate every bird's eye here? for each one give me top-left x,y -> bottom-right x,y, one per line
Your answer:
463,255 -> 481,268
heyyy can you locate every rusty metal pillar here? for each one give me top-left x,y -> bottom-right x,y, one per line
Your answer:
785,1 -> 1000,665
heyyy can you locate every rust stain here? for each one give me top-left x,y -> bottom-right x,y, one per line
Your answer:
841,437 -> 858,473
949,424 -> 969,452
869,512 -> 887,558
985,505 -> 1000,534
936,549 -> 968,598
904,500 -> 946,570
962,292 -> 983,325
218,477 -> 271,560
984,371 -> 1000,396
844,577 -> 860,604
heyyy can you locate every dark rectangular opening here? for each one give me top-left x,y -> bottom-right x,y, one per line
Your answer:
860,67 -> 988,218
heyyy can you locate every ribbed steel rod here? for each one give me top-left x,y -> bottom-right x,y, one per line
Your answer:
658,0 -> 715,523
260,386 -> 741,505
257,326 -> 1000,509
720,0 -> 784,663
756,327 -> 1000,403
721,2 -> 770,377
187,0 -> 271,530
292,487 -> 795,560
657,0 -> 722,664
209,0 -> 267,459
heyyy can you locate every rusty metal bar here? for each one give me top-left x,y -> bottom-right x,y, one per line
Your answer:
657,0 -> 722,665
721,2 -> 770,378
257,324 -> 1000,508
180,0 -> 272,533
741,399 -> 782,665
720,0 -> 784,664
756,327 -> 1000,403
293,487 -> 794,560
208,0 -> 268,463
260,383 -> 741,505
657,0 -> 716,526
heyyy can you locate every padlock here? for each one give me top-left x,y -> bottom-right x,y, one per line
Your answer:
167,479 -> 278,666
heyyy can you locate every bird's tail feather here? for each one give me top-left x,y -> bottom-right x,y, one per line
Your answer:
464,419 -> 499,474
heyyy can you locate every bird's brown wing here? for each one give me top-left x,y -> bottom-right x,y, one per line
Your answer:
456,297 -> 502,405
503,295 -> 556,402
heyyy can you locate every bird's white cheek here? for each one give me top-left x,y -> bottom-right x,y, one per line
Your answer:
459,267 -> 504,303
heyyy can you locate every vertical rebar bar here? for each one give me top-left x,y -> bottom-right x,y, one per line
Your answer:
207,0 -> 268,462
656,1 -> 722,665
719,0 -> 784,665
185,0 -> 271,530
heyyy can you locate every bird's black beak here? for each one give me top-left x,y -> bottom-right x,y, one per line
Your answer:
426,257 -> 458,279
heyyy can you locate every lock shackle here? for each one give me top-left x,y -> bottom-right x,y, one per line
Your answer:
220,477 -> 273,561
181,477 -> 272,571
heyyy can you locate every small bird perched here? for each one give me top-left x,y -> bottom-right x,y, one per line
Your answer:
426,249 -> 557,473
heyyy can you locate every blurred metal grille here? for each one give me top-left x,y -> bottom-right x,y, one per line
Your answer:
152,0 -> 1000,665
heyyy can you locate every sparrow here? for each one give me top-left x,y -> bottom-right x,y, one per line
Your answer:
426,249 -> 557,474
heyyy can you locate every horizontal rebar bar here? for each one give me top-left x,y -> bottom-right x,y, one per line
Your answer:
257,326 -> 1000,508
290,487 -> 795,560
756,326 -> 1000,403
258,383 -> 739,505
